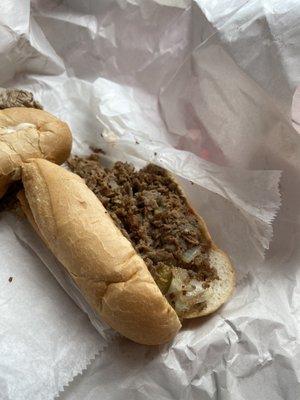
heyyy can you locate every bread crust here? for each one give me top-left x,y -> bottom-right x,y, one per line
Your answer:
21,159 -> 181,345
0,107 -> 72,197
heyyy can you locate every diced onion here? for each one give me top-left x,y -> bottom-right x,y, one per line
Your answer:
182,246 -> 200,263
166,267 -> 212,316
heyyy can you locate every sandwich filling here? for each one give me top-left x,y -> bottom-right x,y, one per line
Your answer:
68,155 -> 219,317
0,88 -> 43,110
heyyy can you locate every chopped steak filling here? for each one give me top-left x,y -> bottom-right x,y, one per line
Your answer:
0,89 -> 42,110
68,155 -> 218,302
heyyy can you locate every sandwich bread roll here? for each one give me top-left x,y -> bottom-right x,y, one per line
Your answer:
0,107 -> 72,198
19,158 -> 181,345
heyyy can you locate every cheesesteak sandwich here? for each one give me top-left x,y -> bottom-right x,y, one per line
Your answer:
19,157 -> 235,345
0,107 -> 72,198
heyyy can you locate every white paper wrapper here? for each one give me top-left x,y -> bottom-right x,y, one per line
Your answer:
0,214 -> 104,400
1,0 -> 300,399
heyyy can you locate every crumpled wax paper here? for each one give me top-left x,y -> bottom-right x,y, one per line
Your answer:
1,0 -> 300,399
0,214 -> 105,400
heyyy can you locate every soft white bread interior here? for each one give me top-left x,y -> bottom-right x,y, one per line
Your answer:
0,107 -> 72,198
20,158 -> 181,345
172,182 -> 235,319
183,249 -> 235,318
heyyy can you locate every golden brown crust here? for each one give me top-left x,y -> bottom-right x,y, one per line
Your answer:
21,159 -> 181,345
0,107 -> 72,198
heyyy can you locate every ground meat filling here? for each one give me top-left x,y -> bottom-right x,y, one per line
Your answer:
68,155 -> 218,299
0,89 -> 42,110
